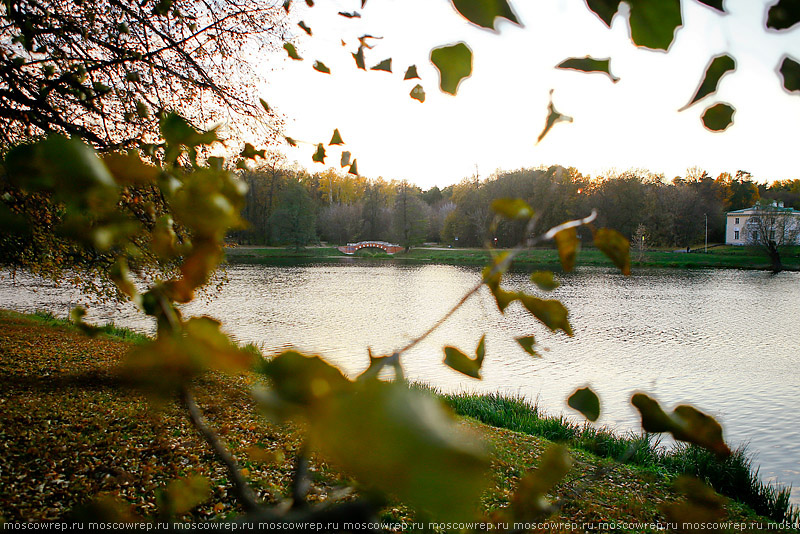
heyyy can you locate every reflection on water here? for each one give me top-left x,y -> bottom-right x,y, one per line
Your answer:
2,263 -> 799,502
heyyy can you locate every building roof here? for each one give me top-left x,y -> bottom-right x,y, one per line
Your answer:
727,203 -> 800,215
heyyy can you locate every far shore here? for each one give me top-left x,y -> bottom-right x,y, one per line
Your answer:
224,244 -> 800,272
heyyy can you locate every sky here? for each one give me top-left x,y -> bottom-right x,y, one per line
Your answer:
259,0 -> 800,190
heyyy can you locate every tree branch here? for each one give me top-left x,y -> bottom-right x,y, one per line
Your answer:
181,386 -> 260,513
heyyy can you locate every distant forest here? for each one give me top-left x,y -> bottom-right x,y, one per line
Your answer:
231,161 -> 799,250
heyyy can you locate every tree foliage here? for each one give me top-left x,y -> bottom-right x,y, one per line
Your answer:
270,179 -> 316,250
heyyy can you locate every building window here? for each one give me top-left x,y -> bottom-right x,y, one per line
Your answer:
735,217 -> 739,224
734,230 -> 739,240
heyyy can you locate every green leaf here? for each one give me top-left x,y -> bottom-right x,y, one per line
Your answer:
679,55 -> 735,110
593,227 -> 630,275
261,351 -> 350,406
259,98 -> 271,113
340,151 -> 351,167
285,136 -> 297,147
311,381 -> 490,521
697,0 -> 725,12
124,317 -> 253,390
404,65 -> 420,80
630,393 -> 677,433
329,128 -> 344,145
348,159 -> 358,175
628,0 -> 682,50
443,344 -> 482,379
305,0 -> 313,6
158,113 -> 217,163
450,0 -> 520,30
490,198 -> 533,220
697,0 -> 725,13
298,21 -> 312,36
567,387 -> 600,422
241,143 -> 266,160
586,0 -> 681,50
370,58 -> 392,72
536,91 -> 572,144
410,84 -> 426,103
339,10 -> 360,18
283,42 -> 301,60
313,61 -> 330,74
556,57 -> 619,83
585,0 -> 622,26
780,56 -> 800,93
701,103 -> 735,132
515,336 -> 539,357
482,256 -> 516,312
518,293 -> 573,336
631,393 -> 731,457
767,0 -> 800,30
352,46 -> 365,70
430,42 -> 473,96
283,0 -> 290,13
553,227 -> 579,272
511,444 -> 571,520
530,271 -> 559,291
312,143 -> 326,163
443,336 -> 488,380
6,135 -> 117,203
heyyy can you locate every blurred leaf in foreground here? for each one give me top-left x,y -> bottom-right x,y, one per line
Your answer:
450,0 -> 520,31
430,42 -> 473,95
556,56 -> 619,83
568,386 -> 600,422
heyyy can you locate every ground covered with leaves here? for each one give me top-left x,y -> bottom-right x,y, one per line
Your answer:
0,311 -> 793,532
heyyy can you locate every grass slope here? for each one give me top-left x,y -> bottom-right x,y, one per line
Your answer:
0,310 -> 795,531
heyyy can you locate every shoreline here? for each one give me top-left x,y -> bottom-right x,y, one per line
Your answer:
224,245 -> 800,272
1,310 -> 797,529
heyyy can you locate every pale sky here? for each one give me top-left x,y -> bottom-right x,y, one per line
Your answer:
259,0 -> 800,189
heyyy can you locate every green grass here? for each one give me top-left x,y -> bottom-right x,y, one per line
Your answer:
423,387 -> 799,525
2,311 -> 796,529
224,244 -> 800,271
9,309 -> 151,344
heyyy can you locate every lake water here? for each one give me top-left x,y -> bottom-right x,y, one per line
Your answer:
2,262 -> 799,503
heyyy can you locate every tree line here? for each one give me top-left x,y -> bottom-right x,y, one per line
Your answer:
232,160 -> 800,250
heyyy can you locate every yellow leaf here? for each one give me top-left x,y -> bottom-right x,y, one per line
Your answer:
553,227 -> 579,272
593,227 -> 631,275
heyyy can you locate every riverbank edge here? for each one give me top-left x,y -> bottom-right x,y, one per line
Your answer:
417,386 -> 799,525
224,246 -> 800,272
3,309 -> 797,530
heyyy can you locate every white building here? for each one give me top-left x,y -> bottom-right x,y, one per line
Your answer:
726,201 -> 800,245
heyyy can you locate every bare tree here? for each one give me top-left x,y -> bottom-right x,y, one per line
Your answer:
744,201 -> 800,272
0,0 -> 287,149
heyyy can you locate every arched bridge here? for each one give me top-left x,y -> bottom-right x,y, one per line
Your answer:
338,241 -> 404,255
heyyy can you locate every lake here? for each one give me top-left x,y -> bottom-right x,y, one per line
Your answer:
2,261 -> 799,503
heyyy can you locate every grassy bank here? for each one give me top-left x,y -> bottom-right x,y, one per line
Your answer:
225,245 -> 800,271
429,389 -> 799,525
1,310 -> 796,531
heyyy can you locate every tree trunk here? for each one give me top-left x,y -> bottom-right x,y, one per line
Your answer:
767,240 -> 783,273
